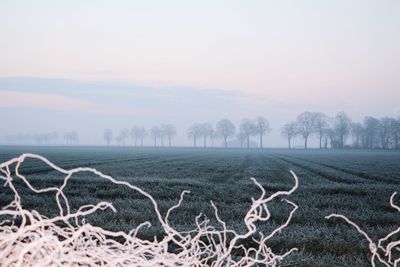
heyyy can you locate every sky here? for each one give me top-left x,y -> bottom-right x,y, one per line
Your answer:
0,1 -> 399,147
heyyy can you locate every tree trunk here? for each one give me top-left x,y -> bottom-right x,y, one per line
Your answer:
260,133 -> 263,149
319,132 -> 322,149
224,136 -> 227,148
304,136 -> 308,149
288,137 -> 291,149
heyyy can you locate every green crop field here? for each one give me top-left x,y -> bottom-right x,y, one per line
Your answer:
0,146 -> 399,266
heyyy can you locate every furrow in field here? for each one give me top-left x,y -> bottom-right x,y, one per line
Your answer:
271,154 -> 369,185
15,156 -> 155,175
279,154 -> 399,185
18,151 -> 201,176
262,154 -> 329,185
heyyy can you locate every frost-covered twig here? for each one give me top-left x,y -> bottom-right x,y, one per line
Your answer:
326,192 -> 400,267
0,153 -> 299,266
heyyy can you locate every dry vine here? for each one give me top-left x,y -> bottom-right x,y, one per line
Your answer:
326,192 -> 400,267
0,153 -> 299,266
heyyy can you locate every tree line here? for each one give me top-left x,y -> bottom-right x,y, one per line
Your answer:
3,112 -> 399,150
106,113 -> 400,150
104,124 -> 177,147
281,111 -> 400,149
106,117 -> 271,149
186,117 -> 271,148
4,131 -> 79,145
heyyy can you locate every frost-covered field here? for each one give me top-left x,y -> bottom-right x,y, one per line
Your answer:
0,146 -> 399,266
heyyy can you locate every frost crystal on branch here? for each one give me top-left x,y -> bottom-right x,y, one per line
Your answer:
326,192 -> 400,267
0,153 -> 299,266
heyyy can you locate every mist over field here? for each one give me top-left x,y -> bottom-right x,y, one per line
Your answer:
0,77 -> 399,148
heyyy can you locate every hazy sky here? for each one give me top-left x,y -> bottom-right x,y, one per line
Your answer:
1,1 -> 399,146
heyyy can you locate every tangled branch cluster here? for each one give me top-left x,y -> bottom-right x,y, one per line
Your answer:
0,154 -> 299,266
326,193 -> 400,267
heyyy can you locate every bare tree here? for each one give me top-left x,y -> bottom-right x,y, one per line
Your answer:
216,119 -> 236,148
138,127 -> 147,147
35,133 -> 54,145
163,124 -> 177,147
131,127 -> 147,146
188,123 -> 202,148
281,122 -> 296,149
115,135 -> 122,146
63,132 -> 70,145
313,113 -> 328,149
237,131 -> 246,148
50,132 -> 58,145
209,130 -> 217,147
64,131 -> 79,145
334,111 -> 352,148
119,128 -> 130,147
350,122 -> 363,148
322,128 -> 330,149
159,124 -> 167,147
296,112 -> 317,149
150,126 -> 160,147
200,123 -> 213,148
254,116 -> 271,149
240,119 -> 257,149
391,118 -> 400,149
379,117 -> 392,149
326,128 -> 339,149
131,127 -> 141,147
103,129 -> 113,146
362,116 -> 380,149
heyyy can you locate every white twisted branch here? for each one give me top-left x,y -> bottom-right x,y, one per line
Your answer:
0,153 -> 299,266
326,192 -> 400,267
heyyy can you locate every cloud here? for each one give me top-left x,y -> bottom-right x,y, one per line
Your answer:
0,90 -> 155,116
0,90 -> 94,110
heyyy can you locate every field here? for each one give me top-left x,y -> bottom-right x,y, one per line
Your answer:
0,146 -> 399,266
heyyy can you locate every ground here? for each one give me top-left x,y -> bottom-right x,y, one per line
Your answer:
0,146 -> 399,266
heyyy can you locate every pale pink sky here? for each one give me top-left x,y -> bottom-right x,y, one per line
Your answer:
0,1 -> 399,146
1,1 -> 399,103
